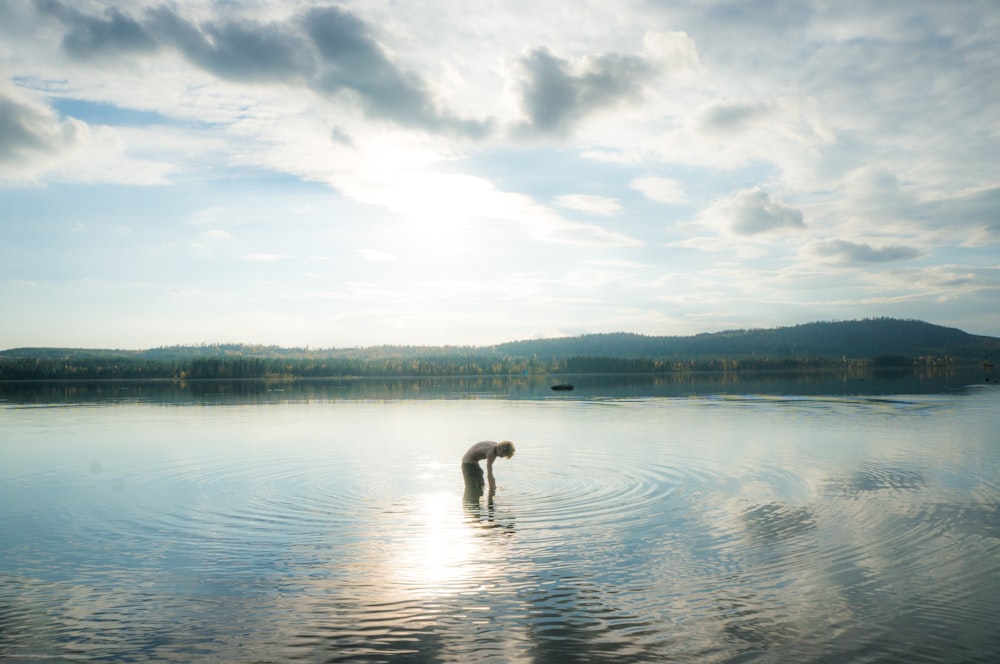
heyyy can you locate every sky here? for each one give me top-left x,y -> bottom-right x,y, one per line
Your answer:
1,0 -> 999,349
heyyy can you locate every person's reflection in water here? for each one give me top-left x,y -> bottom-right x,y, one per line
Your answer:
464,484 -> 517,534
461,440 -> 515,503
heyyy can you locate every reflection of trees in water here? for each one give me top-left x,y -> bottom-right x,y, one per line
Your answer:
1,365 -> 991,406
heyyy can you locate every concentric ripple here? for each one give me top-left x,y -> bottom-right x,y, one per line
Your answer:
3,388 -> 999,663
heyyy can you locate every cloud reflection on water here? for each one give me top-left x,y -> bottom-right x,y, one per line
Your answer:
1,380 -> 999,661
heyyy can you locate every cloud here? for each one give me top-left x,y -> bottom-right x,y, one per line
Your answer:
243,253 -> 287,262
642,30 -> 702,74
357,249 -> 396,261
3,1 -> 999,346
34,2 -> 491,138
330,126 -> 353,146
513,46 -> 658,136
554,194 -> 621,216
0,82 -> 81,163
841,166 -> 917,216
0,81 -> 173,184
695,187 -> 805,236
924,187 -> 1000,246
146,7 -> 310,84
697,99 -> 775,134
731,189 -> 805,234
304,7 -> 420,106
643,96 -> 835,183
303,6 -> 491,137
810,239 -> 923,265
35,0 -> 158,58
631,177 -> 686,204
913,267 -> 976,290
825,168 -> 1000,247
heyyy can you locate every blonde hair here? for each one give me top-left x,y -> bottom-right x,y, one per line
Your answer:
496,440 -> 516,458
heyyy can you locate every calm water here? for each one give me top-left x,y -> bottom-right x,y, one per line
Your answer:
2,371 -> 998,662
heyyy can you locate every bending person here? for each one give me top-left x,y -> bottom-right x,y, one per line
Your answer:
462,440 -> 516,500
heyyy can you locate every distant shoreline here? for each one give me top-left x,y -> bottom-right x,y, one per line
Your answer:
3,319 -> 997,381
1,363 -> 992,384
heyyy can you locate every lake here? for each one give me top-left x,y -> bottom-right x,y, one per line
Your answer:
2,369 -> 998,662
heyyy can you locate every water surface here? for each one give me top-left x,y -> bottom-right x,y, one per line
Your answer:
2,372 -> 998,662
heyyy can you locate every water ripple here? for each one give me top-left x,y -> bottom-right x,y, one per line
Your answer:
3,390 -> 999,662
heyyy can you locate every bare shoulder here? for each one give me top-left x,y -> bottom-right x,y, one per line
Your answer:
462,440 -> 497,463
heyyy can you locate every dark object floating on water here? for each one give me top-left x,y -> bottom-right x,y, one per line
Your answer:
551,384 -> 574,391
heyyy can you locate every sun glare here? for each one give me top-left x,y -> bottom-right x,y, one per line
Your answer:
392,491 -> 478,597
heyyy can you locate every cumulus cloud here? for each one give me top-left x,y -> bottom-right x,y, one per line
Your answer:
0,80 -> 174,184
513,45 -> 660,136
631,176 -> 686,204
841,166 -> 918,216
695,187 -> 806,236
0,81 -> 85,165
642,30 -> 701,73
697,99 -> 775,134
828,168 -> 1000,246
810,239 -> 923,265
728,189 -> 805,234
554,194 -> 621,216
35,0 -> 158,58
146,7 -> 309,84
645,95 -> 834,183
330,126 -> 353,146
34,1 -> 491,138
304,7 -> 491,136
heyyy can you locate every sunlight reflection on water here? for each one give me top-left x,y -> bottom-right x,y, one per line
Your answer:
1,376 -> 998,662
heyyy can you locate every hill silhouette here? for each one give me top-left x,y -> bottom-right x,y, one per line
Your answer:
2,318 -> 997,380
494,318 -> 998,360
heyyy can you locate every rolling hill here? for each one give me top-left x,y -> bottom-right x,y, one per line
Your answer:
2,318 -> 998,380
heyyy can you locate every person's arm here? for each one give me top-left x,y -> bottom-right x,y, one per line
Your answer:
486,449 -> 497,491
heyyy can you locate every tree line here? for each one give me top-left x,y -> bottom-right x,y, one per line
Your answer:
494,318 -> 996,360
2,318 -> 995,380
0,352 -> 959,381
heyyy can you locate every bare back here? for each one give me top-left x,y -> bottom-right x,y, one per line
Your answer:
462,441 -> 498,464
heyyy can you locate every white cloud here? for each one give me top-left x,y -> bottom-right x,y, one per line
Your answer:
631,177 -> 686,204
554,194 -> 621,216
511,37 -> 675,136
693,187 -> 806,237
650,96 -> 835,186
696,98 -> 775,134
2,1 -> 999,346
641,30 -> 702,75
358,248 -> 396,261
808,239 -> 923,265
0,80 -> 170,185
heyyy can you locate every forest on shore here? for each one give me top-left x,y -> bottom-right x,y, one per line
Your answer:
2,318 -> 997,381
